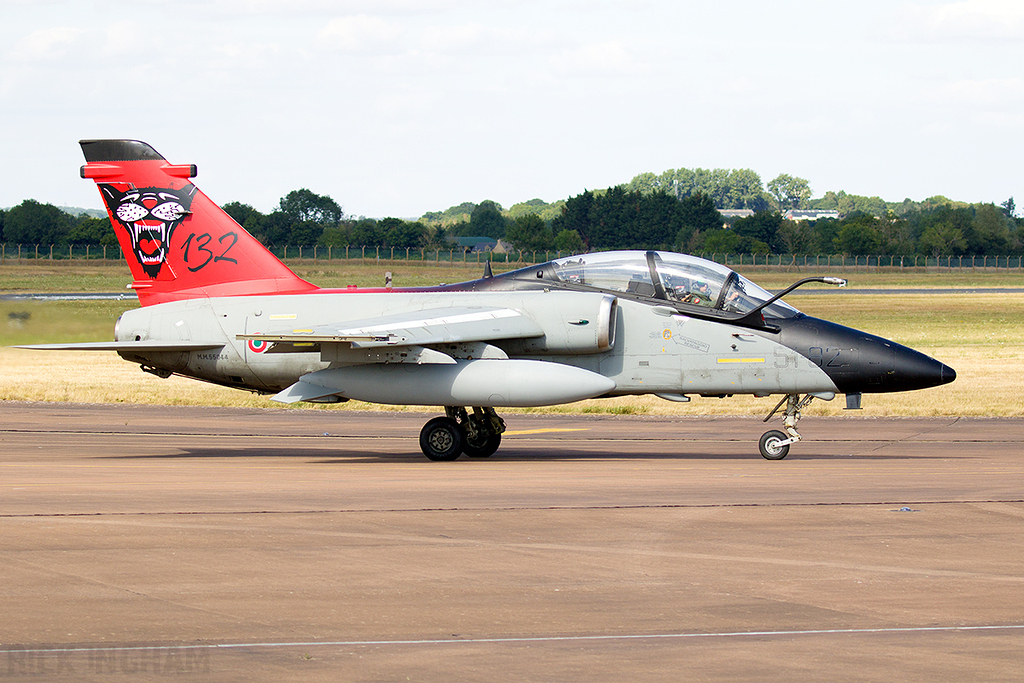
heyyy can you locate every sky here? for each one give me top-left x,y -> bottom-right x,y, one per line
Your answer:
1,0 -> 1022,218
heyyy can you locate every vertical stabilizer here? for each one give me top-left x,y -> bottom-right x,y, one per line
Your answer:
80,139 -> 318,306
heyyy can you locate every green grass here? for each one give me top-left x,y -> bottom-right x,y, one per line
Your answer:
1,300 -> 131,346
3,258 -> 1024,293
0,260 -> 516,293
736,268 -> 1024,290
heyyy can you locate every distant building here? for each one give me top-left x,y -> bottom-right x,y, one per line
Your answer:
491,239 -> 514,255
719,209 -> 755,219
449,236 -> 497,253
784,209 -> 840,221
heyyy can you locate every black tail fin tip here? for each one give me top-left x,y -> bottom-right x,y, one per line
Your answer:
80,139 -> 166,163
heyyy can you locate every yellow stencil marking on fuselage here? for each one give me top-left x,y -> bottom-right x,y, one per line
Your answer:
716,357 -> 766,364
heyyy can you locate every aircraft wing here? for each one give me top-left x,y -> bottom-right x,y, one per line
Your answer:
14,341 -> 224,351
238,306 -> 544,349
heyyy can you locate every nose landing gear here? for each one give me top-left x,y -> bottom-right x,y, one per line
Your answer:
759,394 -> 816,460
418,406 -> 506,461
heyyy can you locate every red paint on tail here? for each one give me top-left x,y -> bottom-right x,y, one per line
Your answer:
81,139 -> 318,306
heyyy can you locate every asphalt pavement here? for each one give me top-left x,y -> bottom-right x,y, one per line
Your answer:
2,403 -> 1022,681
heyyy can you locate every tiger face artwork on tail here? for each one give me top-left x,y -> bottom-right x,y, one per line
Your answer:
100,184 -> 196,278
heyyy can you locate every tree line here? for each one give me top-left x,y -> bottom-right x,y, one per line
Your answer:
2,183 -> 1021,257
621,165 -> 998,219
699,200 -> 1021,257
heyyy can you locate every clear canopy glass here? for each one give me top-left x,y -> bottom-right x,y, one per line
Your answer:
550,251 -> 800,319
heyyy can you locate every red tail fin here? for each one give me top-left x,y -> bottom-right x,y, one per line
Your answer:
81,139 -> 318,306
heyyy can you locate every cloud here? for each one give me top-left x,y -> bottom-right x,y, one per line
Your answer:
420,22 -> 490,53
7,26 -> 85,63
316,15 -> 403,53
548,41 -> 645,78
417,22 -> 552,56
99,20 -> 157,57
973,110 -> 1024,128
930,77 -> 1024,106
888,1 -> 1024,42
199,0 -> 460,19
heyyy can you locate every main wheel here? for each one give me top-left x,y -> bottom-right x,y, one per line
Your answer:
420,417 -> 464,461
759,430 -> 790,460
463,433 -> 501,458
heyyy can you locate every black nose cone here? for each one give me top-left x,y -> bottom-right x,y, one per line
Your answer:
776,316 -> 956,395
889,346 -> 957,393
941,361 -> 956,385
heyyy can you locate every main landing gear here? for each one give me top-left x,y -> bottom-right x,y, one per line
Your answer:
759,394 -> 816,460
419,407 -> 506,461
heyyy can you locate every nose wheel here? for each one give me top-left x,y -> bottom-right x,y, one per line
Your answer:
418,406 -> 506,460
759,430 -> 791,460
759,394 -> 816,460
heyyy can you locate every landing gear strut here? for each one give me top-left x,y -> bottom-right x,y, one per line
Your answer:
418,406 -> 506,461
759,394 -> 816,460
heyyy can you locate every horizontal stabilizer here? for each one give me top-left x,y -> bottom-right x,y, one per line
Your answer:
14,341 -> 224,352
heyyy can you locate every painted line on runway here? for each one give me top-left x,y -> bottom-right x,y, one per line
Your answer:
2,498 -> 1024,518
4,624 -> 1024,655
504,428 -> 588,435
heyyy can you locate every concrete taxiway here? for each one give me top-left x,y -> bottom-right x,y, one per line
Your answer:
1,402 -> 1022,681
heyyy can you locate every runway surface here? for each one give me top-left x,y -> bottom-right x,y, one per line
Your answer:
2,402 -> 1022,681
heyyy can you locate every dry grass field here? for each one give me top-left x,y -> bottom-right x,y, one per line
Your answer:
2,260 -> 1021,417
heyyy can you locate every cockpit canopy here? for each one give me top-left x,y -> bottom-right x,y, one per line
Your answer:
549,251 -> 800,319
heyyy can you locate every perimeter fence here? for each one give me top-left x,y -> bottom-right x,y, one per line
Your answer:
2,243 -> 1023,270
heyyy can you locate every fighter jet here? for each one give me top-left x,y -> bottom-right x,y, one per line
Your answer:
20,140 -> 956,460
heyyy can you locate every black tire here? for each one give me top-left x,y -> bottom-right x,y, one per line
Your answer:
420,417 -> 464,461
759,430 -> 790,460
463,433 -> 501,458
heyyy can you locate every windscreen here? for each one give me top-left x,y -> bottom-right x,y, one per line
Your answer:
550,251 -> 801,319
719,273 -> 800,319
